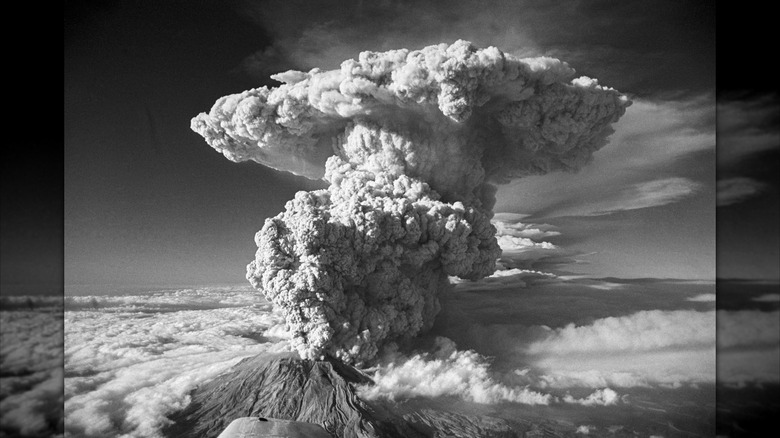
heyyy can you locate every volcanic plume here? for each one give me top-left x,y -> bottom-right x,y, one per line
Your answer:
192,40 -> 630,365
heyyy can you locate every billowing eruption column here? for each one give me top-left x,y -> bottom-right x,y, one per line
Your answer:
192,41 -> 630,366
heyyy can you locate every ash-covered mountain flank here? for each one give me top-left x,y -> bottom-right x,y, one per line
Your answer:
165,353 -> 418,438
164,353 -> 524,438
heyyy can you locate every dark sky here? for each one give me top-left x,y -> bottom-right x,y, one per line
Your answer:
4,0 -> 777,294
714,2 -> 779,281
63,1 -> 326,286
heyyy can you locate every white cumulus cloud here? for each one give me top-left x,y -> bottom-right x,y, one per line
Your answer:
358,337 -> 553,405
563,388 -> 620,406
576,425 -> 593,434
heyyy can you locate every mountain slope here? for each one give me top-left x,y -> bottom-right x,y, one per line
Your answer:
164,353 -> 422,438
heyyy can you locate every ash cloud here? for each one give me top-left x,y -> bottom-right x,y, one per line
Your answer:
192,40 -> 629,365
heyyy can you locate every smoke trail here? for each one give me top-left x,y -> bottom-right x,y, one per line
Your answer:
192,40 -> 630,365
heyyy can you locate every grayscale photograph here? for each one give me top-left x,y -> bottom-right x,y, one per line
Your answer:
1,1 -> 777,437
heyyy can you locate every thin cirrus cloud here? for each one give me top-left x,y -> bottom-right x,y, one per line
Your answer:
715,95 -> 777,206
717,94 -> 779,168
717,177 -> 767,207
607,177 -> 703,215
543,177 -> 703,218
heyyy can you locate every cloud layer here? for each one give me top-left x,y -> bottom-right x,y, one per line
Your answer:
0,308 -> 64,437
58,281 -> 766,437
524,310 -> 716,388
432,278 -> 722,391
64,287 -> 290,438
717,310 -> 780,385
